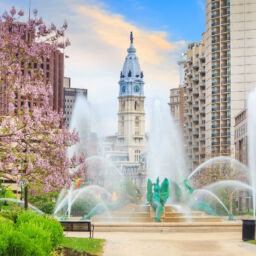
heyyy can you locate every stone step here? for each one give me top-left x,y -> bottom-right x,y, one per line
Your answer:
164,212 -> 204,218
117,205 -> 150,213
162,216 -> 222,222
133,205 -> 150,212
164,206 -> 176,212
92,216 -> 154,222
110,212 -> 150,217
93,221 -> 241,232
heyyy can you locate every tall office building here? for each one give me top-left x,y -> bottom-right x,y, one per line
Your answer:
0,22 -> 64,115
63,77 -> 87,128
170,88 -> 181,125
234,109 -> 247,165
205,0 -> 256,158
177,59 -> 186,134
170,59 -> 186,139
183,37 -> 206,170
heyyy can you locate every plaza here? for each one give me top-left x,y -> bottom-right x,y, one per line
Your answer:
67,227 -> 256,256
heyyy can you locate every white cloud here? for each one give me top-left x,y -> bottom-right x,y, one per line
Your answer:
197,0 -> 205,11
1,0 -> 186,136
63,2 -> 186,135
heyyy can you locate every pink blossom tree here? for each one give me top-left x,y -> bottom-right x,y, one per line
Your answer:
0,7 -> 86,209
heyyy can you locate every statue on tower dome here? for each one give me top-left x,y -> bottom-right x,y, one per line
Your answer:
130,31 -> 134,44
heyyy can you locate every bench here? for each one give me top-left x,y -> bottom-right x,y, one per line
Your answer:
59,220 -> 94,238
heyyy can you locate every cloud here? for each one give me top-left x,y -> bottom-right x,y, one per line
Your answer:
197,0 -> 205,11
61,2 -> 186,135
0,0 -> 186,136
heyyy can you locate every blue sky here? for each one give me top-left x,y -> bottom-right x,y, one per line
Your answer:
0,0 -> 205,135
98,0 -> 205,41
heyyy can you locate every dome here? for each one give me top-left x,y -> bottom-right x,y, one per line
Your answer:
120,32 -> 144,80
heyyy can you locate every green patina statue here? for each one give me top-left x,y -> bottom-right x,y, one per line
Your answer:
183,178 -> 194,194
182,178 -> 218,217
146,177 -> 169,222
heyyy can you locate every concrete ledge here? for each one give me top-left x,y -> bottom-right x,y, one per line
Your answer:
94,221 -> 242,233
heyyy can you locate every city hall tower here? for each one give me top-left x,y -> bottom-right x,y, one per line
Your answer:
117,32 -> 145,162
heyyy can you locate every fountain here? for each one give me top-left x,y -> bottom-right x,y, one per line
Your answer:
147,99 -> 187,183
53,94 -> 131,220
248,89 -> 256,218
53,94 -> 255,223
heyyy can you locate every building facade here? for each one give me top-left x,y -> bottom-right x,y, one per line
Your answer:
169,88 -> 180,125
170,59 -> 186,135
63,77 -> 88,128
177,59 -> 186,134
205,0 -> 256,159
0,49 -> 64,115
234,109 -> 251,212
98,33 -> 147,190
183,37 -> 206,170
116,32 -> 145,163
234,109 -> 247,165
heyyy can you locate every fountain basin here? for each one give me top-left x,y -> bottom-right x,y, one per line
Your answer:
92,221 -> 241,233
83,205 -> 223,223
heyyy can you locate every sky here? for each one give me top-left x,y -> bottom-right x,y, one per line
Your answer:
0,0 -> 205,136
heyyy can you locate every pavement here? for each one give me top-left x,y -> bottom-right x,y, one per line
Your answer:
66,230 -> 256,256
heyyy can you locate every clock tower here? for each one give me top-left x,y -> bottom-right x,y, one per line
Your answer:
117,32 -> 145,162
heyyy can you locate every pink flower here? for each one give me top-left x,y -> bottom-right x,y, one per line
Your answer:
10,6 -> 16,16
0,6 -> 79,196
18,10 -> 24,17
2,11 -> 10,20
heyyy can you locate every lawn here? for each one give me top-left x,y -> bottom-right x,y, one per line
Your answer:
61,237 -> 105,256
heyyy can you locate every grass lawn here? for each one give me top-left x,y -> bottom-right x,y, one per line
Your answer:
61,237 -> 105,255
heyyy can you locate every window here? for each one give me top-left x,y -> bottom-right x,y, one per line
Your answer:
135,117 -> 139,127
134,150 -> 141,162
135,101 -> 139,110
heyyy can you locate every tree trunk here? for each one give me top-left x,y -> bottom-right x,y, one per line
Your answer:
24,186 -> 28,210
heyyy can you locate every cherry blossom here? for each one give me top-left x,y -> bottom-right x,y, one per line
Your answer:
0,8 -> 87,208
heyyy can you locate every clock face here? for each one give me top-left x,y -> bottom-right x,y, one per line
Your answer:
134,85 -> 140,93
121,85 -> 126,93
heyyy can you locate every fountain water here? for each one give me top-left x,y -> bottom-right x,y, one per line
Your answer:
248,89 -> 256,218
147,99 -> 187,183
191,189 -> 229,216
53,93 -> 255,222
53,185 -> 113,218
187,156 -> 248,181
145,98 -> 254,220
53,94 -> 127,220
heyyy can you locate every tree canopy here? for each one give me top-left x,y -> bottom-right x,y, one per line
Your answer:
0,7 -> 86,199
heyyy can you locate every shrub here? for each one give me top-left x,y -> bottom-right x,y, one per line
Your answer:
0,221 -> 13,255
5,230 -> 33,256
0,208 -> 22,222
28,192 -> 58,214
17,223 -> 51,256
16,211 -> 64,249
0,210 -> 64,255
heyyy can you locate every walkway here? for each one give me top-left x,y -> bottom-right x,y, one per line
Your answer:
67,231 -> 256,256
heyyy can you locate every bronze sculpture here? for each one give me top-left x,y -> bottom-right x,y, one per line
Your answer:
146,177 -> 169,222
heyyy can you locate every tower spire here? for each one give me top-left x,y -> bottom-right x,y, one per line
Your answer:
28,0 -> 31,20
130,31 -> 134,44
